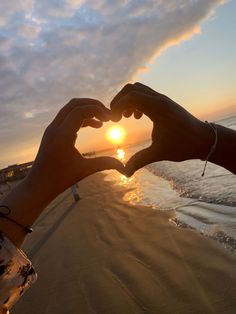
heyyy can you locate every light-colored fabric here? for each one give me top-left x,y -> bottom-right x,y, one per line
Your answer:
0,233 -> 37,313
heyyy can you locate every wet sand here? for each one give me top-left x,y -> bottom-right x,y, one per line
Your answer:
12,172 -> 236,314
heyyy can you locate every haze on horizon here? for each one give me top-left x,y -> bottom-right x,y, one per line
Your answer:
0,0 -> 235,169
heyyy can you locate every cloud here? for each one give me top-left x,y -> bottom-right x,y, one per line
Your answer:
23,107 -> 50,119
0,0 -> 226,167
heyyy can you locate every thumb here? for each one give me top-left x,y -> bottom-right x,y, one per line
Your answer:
86,156 -> 126,175
125,146 -> 157,177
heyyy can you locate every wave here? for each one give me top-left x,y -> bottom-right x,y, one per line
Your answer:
145,161 -> 236,207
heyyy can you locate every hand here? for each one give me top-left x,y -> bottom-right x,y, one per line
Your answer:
1,99 -> 126,246
25,98 -> 125,205
1,99 -> 126,247
110,82 -> 213,176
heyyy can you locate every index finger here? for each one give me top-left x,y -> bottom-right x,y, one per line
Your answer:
60,105 -> 110,134
111,91 -> 154,121
50,98 -> 107,128
110,82 -> 157,110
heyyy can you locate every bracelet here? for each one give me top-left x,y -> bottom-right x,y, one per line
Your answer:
201,121 -> 218,177
0,205 -> 33,234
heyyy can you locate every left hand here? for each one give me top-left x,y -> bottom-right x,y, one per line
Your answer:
1,99 -> 126,247
25,98 -> 125,206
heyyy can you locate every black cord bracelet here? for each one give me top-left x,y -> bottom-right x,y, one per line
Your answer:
201,122 -> 218,177
0,205 -> 33,234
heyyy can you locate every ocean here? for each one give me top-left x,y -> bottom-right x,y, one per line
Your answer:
104,115 -> 236,253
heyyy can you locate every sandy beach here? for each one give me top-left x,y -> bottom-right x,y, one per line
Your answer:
11,172 -> 236,314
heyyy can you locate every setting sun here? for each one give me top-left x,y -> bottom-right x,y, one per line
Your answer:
106,126 -> 126,145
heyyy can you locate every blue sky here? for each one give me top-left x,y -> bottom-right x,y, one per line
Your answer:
138,0 -> 236,119
0,0 -> 235,168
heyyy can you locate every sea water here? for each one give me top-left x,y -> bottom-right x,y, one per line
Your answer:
104,115 -> 236,253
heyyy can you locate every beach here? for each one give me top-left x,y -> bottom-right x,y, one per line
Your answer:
11,171 -> 236,314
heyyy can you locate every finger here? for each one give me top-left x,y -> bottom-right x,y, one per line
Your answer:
134,110 -> 143,119
125,146 -> 157,177
111,91 -> 154,121
86,156 -> 126,175
111,82 -> 157,110
110,83 -> 134,109
123,109 -> 133,118
60,105 -> 110,134
50,98 -> 107,128
82,119 -> 103,128
134,82 -> 158,95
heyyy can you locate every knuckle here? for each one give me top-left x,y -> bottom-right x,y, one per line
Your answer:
160,94 -> 169,106
159,93 -> 166,99
123,83 -> 133,92
70,98 -> 78,104
63,98 -> 78,111
93,99 -> 104,107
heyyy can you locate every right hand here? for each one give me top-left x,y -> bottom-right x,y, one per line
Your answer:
110,82 -> 213,176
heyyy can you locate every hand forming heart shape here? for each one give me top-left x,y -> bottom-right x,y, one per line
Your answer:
26,83 -> 212,210
110,82 -> 212,177
26,99 -> 126,209
5,81 -> 233,251
2,83 -> 234,250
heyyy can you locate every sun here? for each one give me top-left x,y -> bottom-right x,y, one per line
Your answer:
106,125 -> 126,145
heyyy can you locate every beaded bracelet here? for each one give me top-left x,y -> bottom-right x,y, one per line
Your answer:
0,205 -> 33,234
201,121 -> 218,177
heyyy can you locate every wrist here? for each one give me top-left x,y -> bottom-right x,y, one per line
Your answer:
194,120 -> 216,160
1,178 -> 50,230
0,177 -> 53,247
207,124 -> 236,174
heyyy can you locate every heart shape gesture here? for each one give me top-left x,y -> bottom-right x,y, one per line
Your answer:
3,84 -> 235,248
110,82 -> 212,177
25,99 -> 126,210
25,85 -> 212,213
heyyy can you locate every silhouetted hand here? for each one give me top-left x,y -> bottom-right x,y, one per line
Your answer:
26,98 -> 125,204
111,83 -> 213,176
0,99 -> 127,247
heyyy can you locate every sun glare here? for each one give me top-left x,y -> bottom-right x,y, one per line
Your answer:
106,126 -> 126,145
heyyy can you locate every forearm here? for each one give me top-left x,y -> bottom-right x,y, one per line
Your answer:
0,178 -> 52,248
209,124 -> 236,174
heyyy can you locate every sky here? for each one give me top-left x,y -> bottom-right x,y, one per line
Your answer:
0,0 -> 235,168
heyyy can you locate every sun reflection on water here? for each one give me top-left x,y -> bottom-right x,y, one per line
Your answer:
108,147 -> 140,200
103,146 -> 144,205
116,148 -> 125,162
119,174 -> 133,185
117,173 -> 143,204
116,148 -> 133,185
